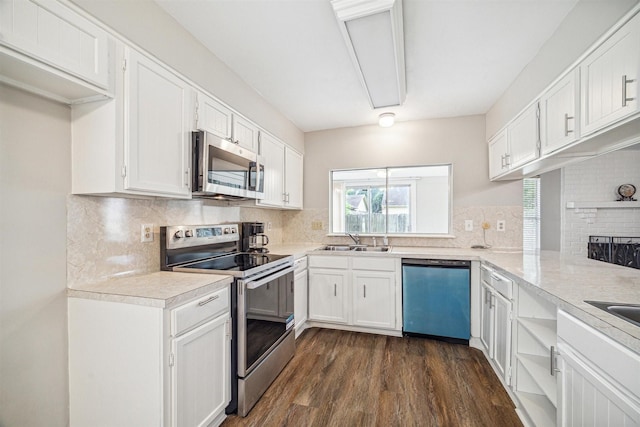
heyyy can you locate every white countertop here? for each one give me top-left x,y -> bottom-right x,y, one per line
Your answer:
67,271 -> 232,309
276,244 -> 640,353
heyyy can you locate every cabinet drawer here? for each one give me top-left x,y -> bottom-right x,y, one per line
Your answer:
308,255 -> 348,269
558,310 -> 640,398
352,257 -> 396,272
481,265 -> 513,299
171,287 -> 229,336
294,256 -> 308,273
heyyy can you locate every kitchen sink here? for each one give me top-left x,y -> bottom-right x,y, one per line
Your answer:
318,245 -> 392,252
585,300 -> 640,327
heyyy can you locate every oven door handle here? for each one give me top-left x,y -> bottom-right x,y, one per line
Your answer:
245,266 -> 294,290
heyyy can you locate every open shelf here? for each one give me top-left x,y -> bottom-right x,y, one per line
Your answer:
516,391 -> 557,427
518,318 -> 557,351
517,354 -> 557,405
566,201 -> 640,209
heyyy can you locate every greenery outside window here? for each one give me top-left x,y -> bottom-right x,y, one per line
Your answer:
331,165 -> 452,235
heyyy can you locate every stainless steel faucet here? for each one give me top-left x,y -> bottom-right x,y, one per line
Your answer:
346,232 -> 360,245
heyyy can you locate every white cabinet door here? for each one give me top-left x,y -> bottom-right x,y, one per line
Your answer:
581,12 -> 640,136
480,282 -> 494,356
558,347 -> 640,427
258,132 -> 285,207
308,269 -> 348,324
488,129 -> 509,179
284,147 -> 303,209
233,114 -> 259,152
196,92 -> 232,140
508,102 -> 540,169
172,314 -> 230,427
540,70 -> 579,155
0,0 -> 110,89
124,48 -> 191,197
294,267 -> 308,332
352,271 -> 395,329
493,291 -> 512,385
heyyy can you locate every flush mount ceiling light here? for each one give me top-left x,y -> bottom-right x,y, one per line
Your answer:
378,112 -> 395,127
331,0 -> 406,109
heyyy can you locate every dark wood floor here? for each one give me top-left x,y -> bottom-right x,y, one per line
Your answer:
222,328 -> 523,427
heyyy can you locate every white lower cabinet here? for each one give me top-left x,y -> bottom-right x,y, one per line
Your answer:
557,310 -> 640,426
308,268 -> 349,323
479,265 -> 514,386
308,255 -> 400,334
172,313 -> 231,427
69,286 -> 231,427
293,256 -> 308,337
352,270 -> 395,329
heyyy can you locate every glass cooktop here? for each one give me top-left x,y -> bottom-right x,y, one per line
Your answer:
179,252 -> 290,273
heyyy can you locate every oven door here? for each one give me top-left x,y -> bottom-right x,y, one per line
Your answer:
237,265 -> 294,377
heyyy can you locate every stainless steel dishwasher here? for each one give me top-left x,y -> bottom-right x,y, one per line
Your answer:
402,259 -> 471,343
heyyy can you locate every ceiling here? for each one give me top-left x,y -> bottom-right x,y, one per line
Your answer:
156,0 -> 578,132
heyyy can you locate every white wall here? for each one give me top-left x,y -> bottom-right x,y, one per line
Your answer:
71,0 -> 304,152
0,85 -> 70,426
486,0 -> 639,139
561,149 -> 640,257
304,115 -> 521,209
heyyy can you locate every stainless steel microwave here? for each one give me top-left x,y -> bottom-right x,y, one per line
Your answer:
192,131 -> 265,200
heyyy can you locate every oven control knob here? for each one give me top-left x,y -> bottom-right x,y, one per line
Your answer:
185,230 -> 193,238
223,228 -> 230,234
230,228 -> 237,234
174,230 -> 184,239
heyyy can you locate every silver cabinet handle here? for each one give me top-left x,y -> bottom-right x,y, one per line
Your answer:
564,113 -> 574,136
490,294 -> 495,308
363,284 -> 366,298
334,283 -> 337,296
484,289 -> 490,304
198,294 -> 219,306
504,153 -> 511,167
623,75 -> 636,107
500,154 -> 506,169
550,345 -> 557,376
291,280 -> 294,293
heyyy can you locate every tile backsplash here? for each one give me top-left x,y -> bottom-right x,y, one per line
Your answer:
283,206 -> 523,249
67,195 -> 523,287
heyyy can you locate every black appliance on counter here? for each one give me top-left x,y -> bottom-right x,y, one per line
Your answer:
160,223 -> 294,417
240,222 -> 270,253
588,235 -> 640,269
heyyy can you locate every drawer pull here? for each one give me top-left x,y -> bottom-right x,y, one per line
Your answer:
198,294 -> 219,306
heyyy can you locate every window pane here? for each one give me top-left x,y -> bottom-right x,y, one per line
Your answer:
331,165 -> 451,235
523,178 -> 540,251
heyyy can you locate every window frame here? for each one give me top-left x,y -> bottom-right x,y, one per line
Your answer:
329,164 -> 453,237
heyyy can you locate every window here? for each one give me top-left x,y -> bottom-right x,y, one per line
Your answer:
331,165 -> 451,235
523,177 -> 540,251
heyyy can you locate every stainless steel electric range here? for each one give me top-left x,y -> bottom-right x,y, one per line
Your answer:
160,223 -> 295,417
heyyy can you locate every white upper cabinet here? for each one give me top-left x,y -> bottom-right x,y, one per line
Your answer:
489,103 -> 540,180
508,102 -> 540,169
284,147 -> 303,209
72,43 -> 192,199
232,115 -> 259,152
257,132 -> 303,209
540,70 -> 580,155
581,12 -> 640,136
195,92 -> 233,140
124,48 -> 192,197
195,92 -> 259,152
488,129 -> 509,179
0,0 -> 112,102
258,132 -> 286,207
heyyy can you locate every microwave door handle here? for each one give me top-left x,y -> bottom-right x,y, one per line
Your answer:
245,266 -> 294,289
248,161 -> 257,191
